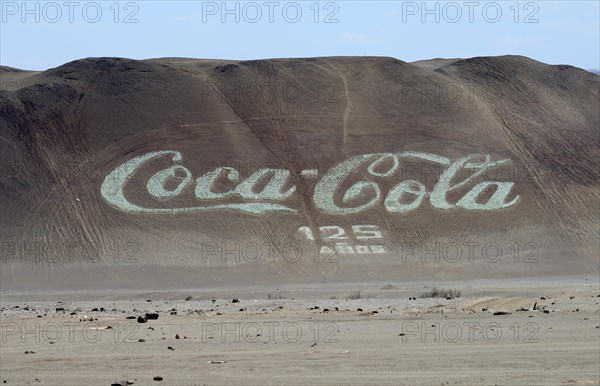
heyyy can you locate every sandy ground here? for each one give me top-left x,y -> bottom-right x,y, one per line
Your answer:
1,280 -> 599,385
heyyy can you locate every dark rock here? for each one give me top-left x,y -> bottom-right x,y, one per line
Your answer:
175,334 -> 180,339
153,376 -> 163,381
137,316 -> 147,323
56,307 -> 65,311
232,299 -> 239,303
185,296 -> 193,301
24,350 -> 36,354
145,313 -> 159,320
167,346 -> 174,350
356,308 -> 363,312
126,316 -> 136,319
493,311 -> 511,315
138,339 -> 146,342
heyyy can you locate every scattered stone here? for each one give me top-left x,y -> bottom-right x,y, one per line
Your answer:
146,300 -> 152,303
540,296 -> 549,300
185,296 -> 193,301
493,311 -> 511,316
126,316 -> 136,320
56,307 -> 65,312
167,346 -> 174,350
145,313 -> 159,320
399,333 -> 405,336
232,299 -> 239,303
371,310 -> 378,314
570,296 -> 575,299
137,316 -> 147,323
356,308 -> 363,312
24,350 -> 35,354
153,376 -> 163,381
175,334 -> 180,339
323,308 -> 329,312
208,360 -> 227,364
543,310 -> 550,314
170,311 -> 177,315
126,380 -> 136,385
91,308 -> 99,312
138,339 -> 146,342
310,342 -> 317,347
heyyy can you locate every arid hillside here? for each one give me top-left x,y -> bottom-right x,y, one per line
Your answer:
1,56 -> 598,290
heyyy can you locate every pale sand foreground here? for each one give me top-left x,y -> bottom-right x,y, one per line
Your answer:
1,282 -> 599,385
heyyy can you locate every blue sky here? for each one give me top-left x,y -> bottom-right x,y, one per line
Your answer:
1,1 -> 598,71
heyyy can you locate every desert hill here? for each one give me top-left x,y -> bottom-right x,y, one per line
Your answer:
0,55 -> 598,291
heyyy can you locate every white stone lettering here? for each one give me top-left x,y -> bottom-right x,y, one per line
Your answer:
100,150 -> 519,215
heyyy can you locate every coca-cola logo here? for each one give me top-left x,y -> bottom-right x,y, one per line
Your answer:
100,151 -> 519,214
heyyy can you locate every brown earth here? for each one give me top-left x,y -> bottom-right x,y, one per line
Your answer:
0,55 -> 598,291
